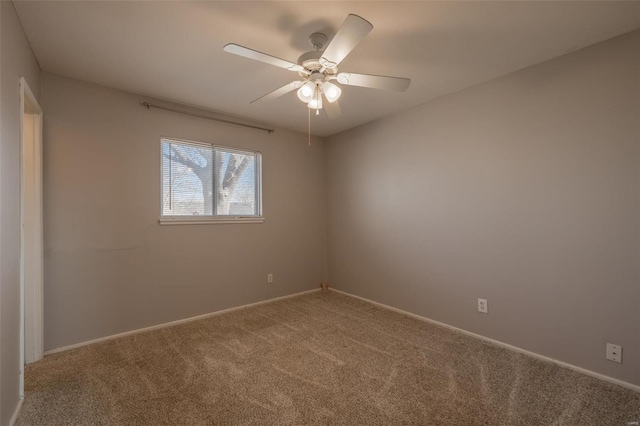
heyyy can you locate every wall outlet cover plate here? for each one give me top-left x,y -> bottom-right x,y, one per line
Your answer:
606,343 -> 622,363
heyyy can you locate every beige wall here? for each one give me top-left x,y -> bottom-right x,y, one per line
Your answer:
41,73 -> 327,351
0,2 -> 41,425
326,31 -> 640,385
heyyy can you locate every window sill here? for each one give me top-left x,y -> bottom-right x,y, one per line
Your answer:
159,216 -> 265,225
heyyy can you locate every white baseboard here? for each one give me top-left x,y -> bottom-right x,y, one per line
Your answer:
8,398 -> 23,426
330,288 -> 640,393
45,288 -> 321,356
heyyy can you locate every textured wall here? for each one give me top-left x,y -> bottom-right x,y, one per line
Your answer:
0,2 -> 41,425
41,73 -> 327,351
325,31 -> 640,385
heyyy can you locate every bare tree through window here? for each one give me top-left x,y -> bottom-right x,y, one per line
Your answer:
161,140 -> 259,216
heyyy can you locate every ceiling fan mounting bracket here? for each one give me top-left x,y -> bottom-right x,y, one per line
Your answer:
308,33 -> 328,51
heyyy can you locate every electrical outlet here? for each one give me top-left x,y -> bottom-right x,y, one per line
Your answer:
606,343 -> 622,363
478,298 -> 488,314
267,273 -> 273,283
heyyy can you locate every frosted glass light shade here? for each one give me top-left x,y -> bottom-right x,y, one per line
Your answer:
321,82 -> 342,103
308,93 -> 323,110
297,82 -> 315,103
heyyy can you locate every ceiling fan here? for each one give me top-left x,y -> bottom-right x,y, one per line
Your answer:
223,14 -> 411,118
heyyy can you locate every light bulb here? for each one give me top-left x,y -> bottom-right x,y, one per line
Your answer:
321,82 -> 341,103
296,81 -> 315,103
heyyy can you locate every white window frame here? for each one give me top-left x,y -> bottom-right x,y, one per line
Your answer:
158,137 -> 264,225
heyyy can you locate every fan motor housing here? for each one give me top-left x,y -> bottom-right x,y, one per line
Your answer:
297,51 -> 338,77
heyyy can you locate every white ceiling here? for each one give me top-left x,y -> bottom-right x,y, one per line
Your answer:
13,1 -> 640,137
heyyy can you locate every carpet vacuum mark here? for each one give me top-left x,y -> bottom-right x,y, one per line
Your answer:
16,290 -> 640,425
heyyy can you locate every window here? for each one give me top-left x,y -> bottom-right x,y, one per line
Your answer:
160,138 -> 262,224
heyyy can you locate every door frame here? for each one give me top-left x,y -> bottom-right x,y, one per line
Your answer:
19,76 -> 43,398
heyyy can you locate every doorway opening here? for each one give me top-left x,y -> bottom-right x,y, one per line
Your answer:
19,77 -> 43,399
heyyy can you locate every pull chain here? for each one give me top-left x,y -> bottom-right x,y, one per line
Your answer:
308,106 -> 311,146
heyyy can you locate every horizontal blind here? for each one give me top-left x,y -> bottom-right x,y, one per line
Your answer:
161,139 -> 260,217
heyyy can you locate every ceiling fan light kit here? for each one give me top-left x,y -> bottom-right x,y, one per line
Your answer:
223,14 -> 411,119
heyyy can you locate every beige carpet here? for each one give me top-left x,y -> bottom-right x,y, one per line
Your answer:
17,290 -> 639,425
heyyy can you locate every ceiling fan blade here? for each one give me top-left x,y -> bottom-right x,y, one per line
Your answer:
337,72 -> 411,92
250,81 -> 302,104
320,14 -> 373,67
324,99 -> 342,119
224,44 -> 304,72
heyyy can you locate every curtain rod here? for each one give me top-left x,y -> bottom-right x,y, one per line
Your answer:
142,102 -> 275,134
